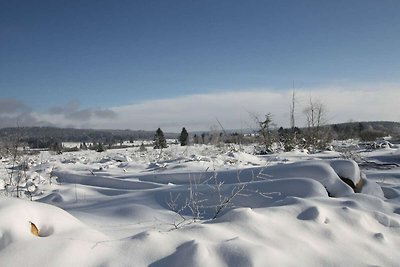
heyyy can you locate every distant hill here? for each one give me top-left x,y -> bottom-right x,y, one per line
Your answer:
0,127 -> 178,144
330,121 -> 400,132
328,121 -> 400,140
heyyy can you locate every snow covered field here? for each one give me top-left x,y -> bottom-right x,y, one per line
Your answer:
1,143 -> 400,266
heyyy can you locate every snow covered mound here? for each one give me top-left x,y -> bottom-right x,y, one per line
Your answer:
328,159 -> 362,189
153,178 -> 329,219
0,198 -> 111,266
259,159 -> 362,197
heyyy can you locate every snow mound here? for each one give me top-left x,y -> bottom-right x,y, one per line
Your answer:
152,178 -> 328,220
259,160 -> 359,197
328,159 -> 362,187
0,198 -> 111,266
55,171 -> 161,190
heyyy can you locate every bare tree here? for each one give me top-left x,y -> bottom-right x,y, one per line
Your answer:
303,98 -> 330,150
290,84 -> 296,129
281,87 -> 299,151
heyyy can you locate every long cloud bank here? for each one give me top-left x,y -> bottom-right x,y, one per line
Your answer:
1,85 -> 399,132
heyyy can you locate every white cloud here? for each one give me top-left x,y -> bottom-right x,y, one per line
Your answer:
3,84 -> 399,131
105,85 -> 400,131
301,84 -> 400,124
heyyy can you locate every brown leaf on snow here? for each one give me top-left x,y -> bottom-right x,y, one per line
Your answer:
30,221 -> 39,237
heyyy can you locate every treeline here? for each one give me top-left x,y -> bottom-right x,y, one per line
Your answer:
0,127 -> 178,149
0,121 -> 399,153
178,121 -> 400,154
190,121 -> 400,143
330,121 -> 400,141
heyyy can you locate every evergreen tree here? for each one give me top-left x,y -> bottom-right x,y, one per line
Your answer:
153,128 -> 167,149
179,127 -> 189,146
258,113 -> 274,153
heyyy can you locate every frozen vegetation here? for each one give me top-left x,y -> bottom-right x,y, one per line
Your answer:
1,142 -> 400,266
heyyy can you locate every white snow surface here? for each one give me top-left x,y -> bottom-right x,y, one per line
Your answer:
1,144 -> 400,266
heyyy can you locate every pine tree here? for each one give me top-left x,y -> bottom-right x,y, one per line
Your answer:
258,113 -> 274,153
179,127 -> 189,146
153,128 -> 167,149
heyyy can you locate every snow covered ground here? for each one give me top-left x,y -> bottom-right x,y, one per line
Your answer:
1,143 -> 400,266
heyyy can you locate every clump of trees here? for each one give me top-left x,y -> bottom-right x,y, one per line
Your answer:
302,98 -> 331,151
358,129 -> 386,141
331,122 -> 389,141
250,95 -> 333,154
278,127 -> 301,152
49,140 -> 63,154
94,142 -> 106,152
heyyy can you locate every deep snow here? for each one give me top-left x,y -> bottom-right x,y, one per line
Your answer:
1,144 -> 400,266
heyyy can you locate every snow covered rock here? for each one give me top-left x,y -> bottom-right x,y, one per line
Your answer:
259,160 -> 357,197
328,159 -> 362,191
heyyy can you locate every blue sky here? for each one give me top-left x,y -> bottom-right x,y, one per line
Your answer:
1,0 -> 400,130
